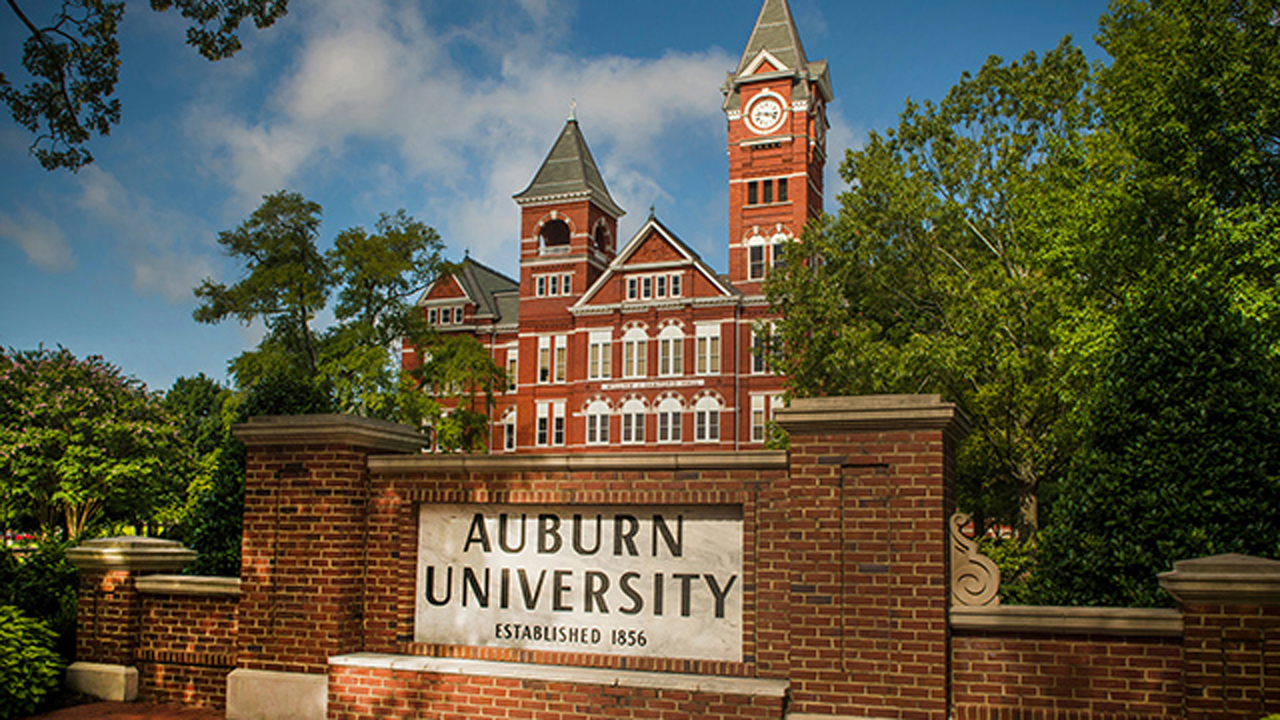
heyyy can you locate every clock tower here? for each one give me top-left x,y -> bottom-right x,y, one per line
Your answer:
722,0 -> 832,293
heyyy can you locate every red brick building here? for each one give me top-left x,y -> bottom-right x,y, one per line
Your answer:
405,0 -> 832,454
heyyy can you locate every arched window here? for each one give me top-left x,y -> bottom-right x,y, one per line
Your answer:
656,396 -> 684,443
622,326 -> 648,379
620,398 -> 647,444
657,325 -> 685,377
592,224 -> 611,253
585,400 -> 611,446
500,407 -> 517,452
694,395 -> 722,442
540,219 -> 571,249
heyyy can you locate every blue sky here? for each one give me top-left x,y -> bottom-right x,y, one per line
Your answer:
0,0 -> 1109,392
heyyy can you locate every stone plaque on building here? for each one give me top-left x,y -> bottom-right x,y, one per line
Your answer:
415,504 -> 743,662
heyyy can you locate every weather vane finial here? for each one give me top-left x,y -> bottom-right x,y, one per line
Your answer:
569,99 -> 577,121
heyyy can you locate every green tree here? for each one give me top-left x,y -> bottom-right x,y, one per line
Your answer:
194,193 -> 500,450
322,209 -> 449,421
194,190 -> 331,386
416,335 -> 507,453
1,0 -> 289,171
0,346 -> 183,540
1030,283 -> 1280,607
767,40 -> 1095,534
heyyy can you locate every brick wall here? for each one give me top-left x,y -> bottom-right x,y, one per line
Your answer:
68,401 -> 1280,719
328,665 -> 784,719
76,568 -> 141,666
952,632 -> 1183,720
1182,603 -> 1280,719
136,590 -> 238,707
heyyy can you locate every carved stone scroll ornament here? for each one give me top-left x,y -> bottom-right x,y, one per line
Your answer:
950,513 -> 1001,607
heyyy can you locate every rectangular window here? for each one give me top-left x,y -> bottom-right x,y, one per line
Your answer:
657,411 -> 682,443
507,351 -> 518,391
749,245 -> 767,280
752,328 -> 767,374
763,178 -> 774,204
696,325 -> 721,375
504,413 -> 516,452
562,274 -> 572,295
747,181 -> 758,205
627,278 -> 638,300
659,337 -> 683,377
538,337 -> 551,383
778,177 -> 789,203
621,413 -> 645,444
670,274 -> 682,297
752,396 -> 767,442
623,339 -> 648,378
554,335 -> 567,383
549,275 -> 560,296
553,406 -> 565,446
641,277 -> 652,299
656,275 -> 667,298
586,413 -> 609,445
589,332 -> 612,380
696,409 -> 720,442
428,308 -> 438,324
536,405 -> 549,446
536,276 -> 547,297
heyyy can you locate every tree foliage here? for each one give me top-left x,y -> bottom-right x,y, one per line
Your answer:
1030,283 -> 1280,607
194,192 -> 497,450
1,0 -> 289,170
0,605 -> 64,719
768,40 -> 1095,533
0,346 -> 183,540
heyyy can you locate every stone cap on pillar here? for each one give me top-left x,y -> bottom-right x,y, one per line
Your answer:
66,536 -> 197,573
233,414 -> 426,453
1158,553 -> 1280,606
774,394 -> 970,439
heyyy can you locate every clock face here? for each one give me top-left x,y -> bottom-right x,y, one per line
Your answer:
747,96 -> 785,133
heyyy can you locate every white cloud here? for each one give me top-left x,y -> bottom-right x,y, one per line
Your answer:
0,204 -> 75,272
186,0 -> 736,265
75,166 -> 215,303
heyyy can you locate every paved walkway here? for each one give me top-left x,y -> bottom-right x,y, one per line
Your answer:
25,702 -> 222,720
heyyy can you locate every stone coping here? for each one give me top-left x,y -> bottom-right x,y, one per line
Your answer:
135,574 -> 240,597
233,414 -> 425,453
329,653 -> 790,698
66,537 -> 197,572
774,394 -> 971,438
950,605 -> 1184,637
371,450 -> 789,474
1158,553 -> 1280,606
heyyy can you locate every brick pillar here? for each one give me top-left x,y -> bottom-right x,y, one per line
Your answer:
1159,554 -> 1280,720
774,395 -> 968,720
228,415 -> 423,720
65,536 -> 196,700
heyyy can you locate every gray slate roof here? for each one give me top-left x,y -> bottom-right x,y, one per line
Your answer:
722,0 -> 833,112
514,119 -> 624,218
453,257 -> 519,323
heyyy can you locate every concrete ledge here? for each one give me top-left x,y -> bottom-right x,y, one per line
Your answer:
136,574 -> 240,597
66,537 -> 196,572
370,450 -> 789,474
227,668 -> 327,720
233,414 -> 425,453
1158,553 -> 1280,606
330,653 -> 790,698
775,394 -> 971,438
66,662 -> 138,702
951,605 -> 1184,637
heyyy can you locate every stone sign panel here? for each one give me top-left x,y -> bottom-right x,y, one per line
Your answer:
415,504 -> 744,662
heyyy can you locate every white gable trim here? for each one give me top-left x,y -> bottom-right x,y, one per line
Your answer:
415,273 -> 474,307
743,49 -> 790,76
572,219 -> 735,310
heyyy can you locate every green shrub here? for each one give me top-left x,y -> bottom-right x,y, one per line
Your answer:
1031,283 -> 1280,606
0,542 -> 79,661
0,605 -> 65,720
